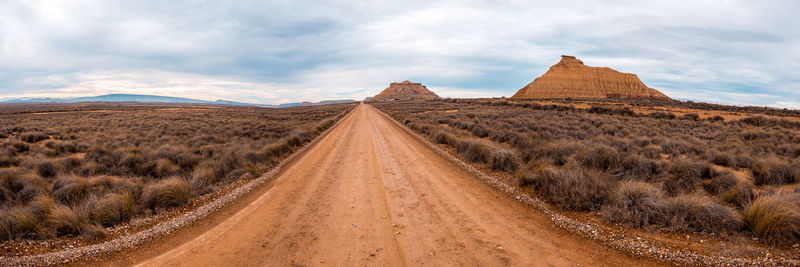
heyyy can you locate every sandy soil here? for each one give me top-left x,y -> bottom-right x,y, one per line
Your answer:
130,104 -> 655,266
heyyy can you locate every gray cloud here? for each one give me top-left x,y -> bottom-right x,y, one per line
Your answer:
0,0 -> 798,107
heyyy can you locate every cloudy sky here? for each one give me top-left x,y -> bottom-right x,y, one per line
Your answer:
1,1 -> 798,107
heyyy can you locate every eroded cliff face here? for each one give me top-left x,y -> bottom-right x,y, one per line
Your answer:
512,56 -> 669,99
370,81 -> 441,102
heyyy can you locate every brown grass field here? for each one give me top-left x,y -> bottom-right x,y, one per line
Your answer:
0,103 -> 355,242
372,98 -> 800,247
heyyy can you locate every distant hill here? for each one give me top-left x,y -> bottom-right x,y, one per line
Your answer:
262,99 -> 357,108
368,81 -> 441,102
512,55 -> 669,99
0,94 -> 236,105
0,94 -> 355,108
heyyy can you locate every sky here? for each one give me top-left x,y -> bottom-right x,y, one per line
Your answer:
0,0 -> 798,107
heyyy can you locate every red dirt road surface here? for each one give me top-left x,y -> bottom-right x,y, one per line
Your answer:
134,104 -> 653,266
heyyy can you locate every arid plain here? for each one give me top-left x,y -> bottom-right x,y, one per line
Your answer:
1,57 -> 798,266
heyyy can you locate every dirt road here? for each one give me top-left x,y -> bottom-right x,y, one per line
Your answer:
135,104 -> 651,266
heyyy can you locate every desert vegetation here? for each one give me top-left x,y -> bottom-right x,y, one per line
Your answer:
0,103 -> 354,241
373,98 -> 800,246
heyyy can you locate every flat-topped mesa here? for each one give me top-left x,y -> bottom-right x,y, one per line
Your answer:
391,80 -> 421,86
557,55 -> 583,65
511,55 -> 669,99
369,80 -> 441,102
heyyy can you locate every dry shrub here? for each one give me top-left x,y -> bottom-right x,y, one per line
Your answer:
739,116 -> 770,126
81,223 -> 108,240
602,181 -> 666,227
720,183 -> 754,209
682,113 -> 700,121
0,207 -> 38,240
751,158 -> 800,185
661,141 -> 689,155
87,175 -> 141,196
709,115 -> 724,122
35,160 -> 58,178
574,144 -> 621,171
778,144 -> 800,158
312,117 -> 336,133
710,151 -> 736,167
120,153 -> 144,174
456,139 -> 494,164
742,130 -> 770,141
649,111 -> 676,120
0,188 -> 8,203
665,195 -> 742,233
534,140 -> 584,166
286,132 -> 313,147
189,166 -> 217,191
0,150 -> 19,167
142,177 -> 191,210
53,175 -> 88,205
529,165 -> 609,211
11,141 -> 30,153
20,132 -> 49,143
516,163 -> 544,186
47,204 -> 84,236
261,142 -> 293,161
175,152 -> 200,172
28,195 -> 55,219
90,193 -> 135,226
78,161 -> 107,177
455,139 -> 519,173
665,159 -> 712,194
619,156 -> 664,181
735,154 -> 754,169
154,158 -> 180,178
639,145 -> 662,160
703,170 -> 739,195
58,156 -> 82,172
743,193 -> 800,245
209,147 -> 242,180
44,141 -> 78,155
433,131 -> 458,146
47,194 -> 109,239
489,149 -> 520,173
14,174 -> 48,203
152,145 -> 182,162
469,124 -> 490,138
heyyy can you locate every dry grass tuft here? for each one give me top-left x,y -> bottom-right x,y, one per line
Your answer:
743,193 -> 800,245
142,177 -> 191,211
529,164 -> 609,211
0,207 -> 38,240
603,181 -> 666,227
665,195 -> 742,233
90,192 -> 135,226
53,175 -> 89,205
751,158 -> 800,185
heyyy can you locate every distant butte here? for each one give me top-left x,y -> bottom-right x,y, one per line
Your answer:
369,80 -> 441,102
511,55 -> 669,99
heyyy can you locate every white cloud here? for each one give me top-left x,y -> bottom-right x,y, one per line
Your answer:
4,71 -> 283,104
0,0 -> 798,106
770,102 -> 800,110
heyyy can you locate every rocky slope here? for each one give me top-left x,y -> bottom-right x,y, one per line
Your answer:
512,56 -> 669,99
369,81 -> 441,102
